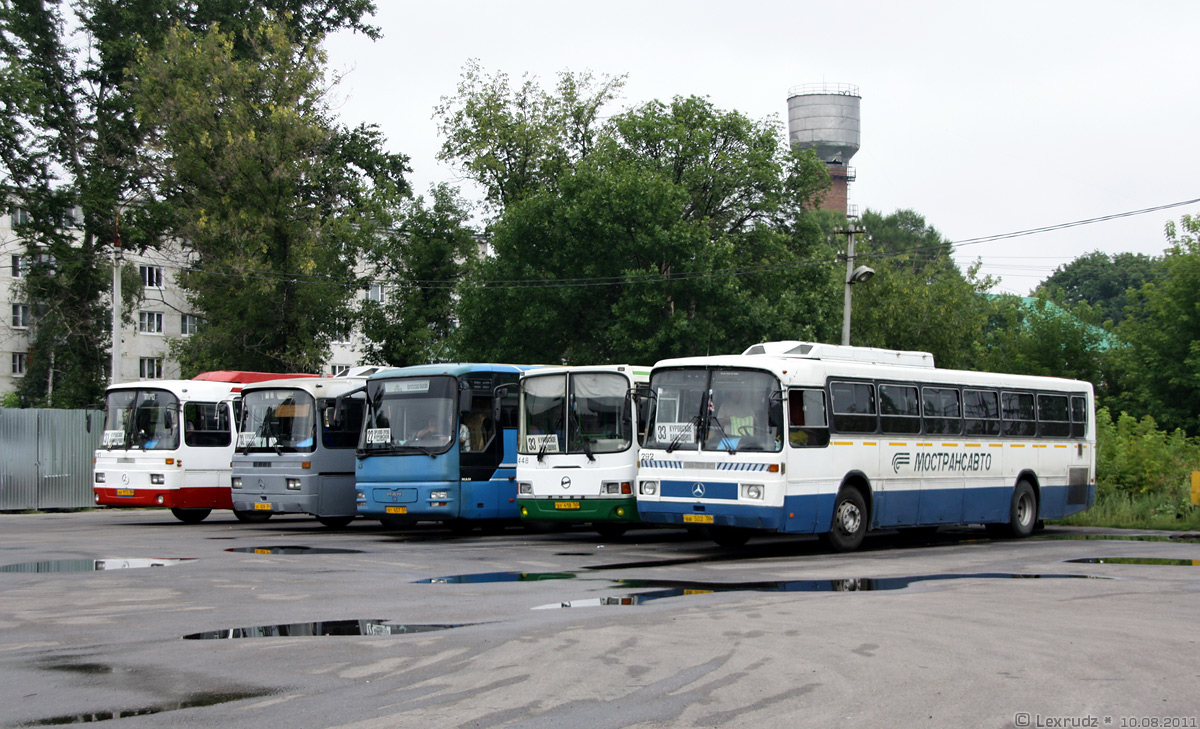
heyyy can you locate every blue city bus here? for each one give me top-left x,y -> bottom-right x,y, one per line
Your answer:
355,364 -> 530,531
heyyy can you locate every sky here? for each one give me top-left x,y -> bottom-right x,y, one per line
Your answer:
322,0 -> 1200,295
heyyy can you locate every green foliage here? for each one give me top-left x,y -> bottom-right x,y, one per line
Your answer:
452,92 -> 838,364
0,0 -> 380,403
835,209 -> 991,369
1037,250 -> 1162,327
359,184 -> 475,366
971,295 -> 1113,388
130,19 -> 408,374
1111,213 -> 1200,434
434,60 -> 625,212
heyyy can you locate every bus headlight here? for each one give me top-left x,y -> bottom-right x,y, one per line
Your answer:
640,481 -> 658,496
94,473 -> 105,484
286,478 -> 301,491
150,473 -> 164,485
430,490 -> 448,500
518,482 -> 532,495
602,481 -> 619,494
356,491 -> 365,501
231,477 -> 242,489
742,483 -> 764,500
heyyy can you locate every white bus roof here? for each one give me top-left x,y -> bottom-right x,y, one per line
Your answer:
521,364 -> 651,380
741,341 -> 935,368
237,376 -> 368,398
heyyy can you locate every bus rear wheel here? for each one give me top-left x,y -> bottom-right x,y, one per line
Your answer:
233,509 -> 272,523
822,487 -> 867,552
987,480 -> 1037,539
170,508 -> 211,524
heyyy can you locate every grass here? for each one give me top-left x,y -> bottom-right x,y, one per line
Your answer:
1055,490 -> 1200,531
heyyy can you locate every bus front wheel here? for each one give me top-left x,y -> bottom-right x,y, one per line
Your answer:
987,480 -> 1037,539
170,508 -> 211,524
822,487 -> 867,552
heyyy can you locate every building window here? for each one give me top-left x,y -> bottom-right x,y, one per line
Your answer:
367,283 -> 385,303
138,311 -> 163,334
10,208 -> 30,227
140,265 -> 164,288
180,314 -> 198,336
11,304 -> 30,328
10,255 -> 23,278
139,357 -> 163,379
11,352 -> 27,376
330,364 -> 350,376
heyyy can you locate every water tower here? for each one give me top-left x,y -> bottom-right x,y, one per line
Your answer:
787,83 -> 861,215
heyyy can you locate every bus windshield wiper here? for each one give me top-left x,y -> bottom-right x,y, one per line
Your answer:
572,411 -> 595,461
537,415 -> 564,462
665,414 -> 701,453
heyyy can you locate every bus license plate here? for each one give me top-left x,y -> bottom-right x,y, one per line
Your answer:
116,489 -> 135,497
386,506 -> 407,514
253,503 -> 271,511
683,514 -> 713,524
554,501 -> 581,510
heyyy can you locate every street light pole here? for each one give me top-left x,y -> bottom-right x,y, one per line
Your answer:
835,222 -> 875,347
110,211 -> 122,385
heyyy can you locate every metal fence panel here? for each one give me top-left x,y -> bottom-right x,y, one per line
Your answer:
37,409 -> 103,509
0,410 -> 39,510
0,409 -> 102,510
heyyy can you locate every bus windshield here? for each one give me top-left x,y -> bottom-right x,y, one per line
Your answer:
102,389 -> 180,451
361,376 -> 458,455
646,368 -> 783,453
237,389 -> 317,453
520,372 -> 633,456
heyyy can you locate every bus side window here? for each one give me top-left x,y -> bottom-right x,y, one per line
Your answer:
1070,395 -> 1087,438
788,389 -> 829,447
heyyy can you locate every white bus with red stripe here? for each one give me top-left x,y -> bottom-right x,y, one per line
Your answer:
93,371 -> 318,523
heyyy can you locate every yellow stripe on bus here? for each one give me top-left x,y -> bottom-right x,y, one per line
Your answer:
833,442 -> 854,446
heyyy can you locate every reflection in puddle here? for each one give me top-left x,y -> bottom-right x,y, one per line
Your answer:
532,573 -> 1102,609
0,558 -> 193,573
1036,534 -> 1180,543
224,546 -> 364,555
1066,557 -> 1200,566
17,690 -> 274,726
418,571 -> 575,584
183,619 -> 463,640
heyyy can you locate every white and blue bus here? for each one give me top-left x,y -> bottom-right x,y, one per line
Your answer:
355,364 -> 531,531
230,370 -> 380,527
516,365 -> 650,538
635,341 -> 1096,550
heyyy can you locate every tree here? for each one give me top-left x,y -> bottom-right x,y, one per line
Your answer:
0,0 -> 381,404
434,60 -> 626,212
1113,213 -> 1200,434
359,184 -> 476,366
970,295 -> 1112,387
454,95 -> 838,365
130,19 -> 408,374
1037,250 -> 1162,327
836,209 -> 992,370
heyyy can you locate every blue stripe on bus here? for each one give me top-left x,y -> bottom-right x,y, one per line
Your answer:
660,480 -> 738,500
639,482 -> 1095,534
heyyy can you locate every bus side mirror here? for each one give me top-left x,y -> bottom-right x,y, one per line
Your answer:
459,389 -> 473,415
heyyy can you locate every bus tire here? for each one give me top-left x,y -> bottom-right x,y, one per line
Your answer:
317,516 -> 354,529
170,508 -> 211,524
988,480 -> 1037,539
233,509 -> 272,523
709,526 -> 753,548
594,524 -> 628,540
821,487 -> 868,552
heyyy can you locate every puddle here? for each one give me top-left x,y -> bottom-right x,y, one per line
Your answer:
0,558 -> 193,573
1036,534 -> 1180,543
14,689 -> 274,726
418,571 -> 576,584
183,619 -> 464,640
532,572 -> 1103,609
224,546 -> 364,555
1065,557 -> 1200,566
